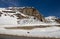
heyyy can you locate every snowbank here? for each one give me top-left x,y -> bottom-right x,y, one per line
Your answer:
0,26 -> 60,38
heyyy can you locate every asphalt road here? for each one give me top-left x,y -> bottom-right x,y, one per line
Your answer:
0,34 -> 60,39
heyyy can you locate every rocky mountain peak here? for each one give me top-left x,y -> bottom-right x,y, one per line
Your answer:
0,7 -> 46,22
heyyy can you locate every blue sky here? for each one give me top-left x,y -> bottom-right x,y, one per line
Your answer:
0,0 -> 60,17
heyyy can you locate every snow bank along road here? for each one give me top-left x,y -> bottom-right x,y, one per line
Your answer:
0,26 -> 60,38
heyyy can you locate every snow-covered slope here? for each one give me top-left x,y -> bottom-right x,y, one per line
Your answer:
0,14 -> 17,25
45,16 -> 59,24
0,26 -> 60,38
0,7 -> 60,38
0,7 -> 59,26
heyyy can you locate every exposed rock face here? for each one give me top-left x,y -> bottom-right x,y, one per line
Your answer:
55,19 -> 60,23
18,7 -> 46,22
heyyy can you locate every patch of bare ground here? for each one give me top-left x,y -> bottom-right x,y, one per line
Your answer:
57,25 -> 60,27
5,26 -> 51,30
0,34 -> 60,39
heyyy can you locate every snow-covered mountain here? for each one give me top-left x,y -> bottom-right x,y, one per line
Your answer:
0,7 -> 41,25
0,7 -> 60,38
0,7 -> 60,26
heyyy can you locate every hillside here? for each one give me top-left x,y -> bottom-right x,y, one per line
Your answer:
0,7 -> 60,38
0,7 -> 59,26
